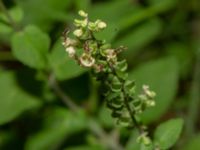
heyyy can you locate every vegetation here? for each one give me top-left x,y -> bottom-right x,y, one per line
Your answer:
0,0 -> 199,150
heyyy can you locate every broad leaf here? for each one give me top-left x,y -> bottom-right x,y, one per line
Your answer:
119,0 -> 178,30
0,71 -> 41,125
25,108 -> 87,150
166,42 -> 193,78
16,0 -> 72,30
154,118 -> 184,149
11,25 -> 50,69
115,18 -> 162,57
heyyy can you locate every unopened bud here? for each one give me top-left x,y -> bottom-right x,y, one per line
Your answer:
97,21 -> 107,29
73,29 -> 83,37
74,19 -> 87,27
78,10 -> 88,17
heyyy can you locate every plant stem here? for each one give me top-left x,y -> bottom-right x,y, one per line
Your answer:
124,88 -> 144,134
0,0 -> 18,30
48,74 -> 80,112
89,119 -> 124,150
49,73 -> 124,150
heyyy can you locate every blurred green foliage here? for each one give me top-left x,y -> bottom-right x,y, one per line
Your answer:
0,0 -> 199,149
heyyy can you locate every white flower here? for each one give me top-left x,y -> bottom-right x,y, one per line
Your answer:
78,10 -> 88,17
80,53 -> 95,67
62,38 -> 76,48
65,46 -> 76,58
73,29 -> 83,37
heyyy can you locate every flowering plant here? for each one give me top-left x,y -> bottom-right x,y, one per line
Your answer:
62,10 -> 156,145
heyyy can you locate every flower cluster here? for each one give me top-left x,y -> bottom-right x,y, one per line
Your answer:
62,10 -> 156,145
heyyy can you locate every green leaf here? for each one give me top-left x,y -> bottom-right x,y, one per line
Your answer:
89,0 -> 140,41
0,71 -> 41,125
11,25 -> 50,69
94,23 -> 118,42
119,0 -> 178,30
115,18 -> 162,57
129,57 -> 179,123
182,134 -> 200,150
89,1 -> 139,24
98,104 -> 114,128
166,42 -> 193,78
154,118 -> 184,149
16,0 -> 72,30
25,108 -> 87,150
74,0 -> 91,10
49,39 -> 86,80
0,24 -> 12,34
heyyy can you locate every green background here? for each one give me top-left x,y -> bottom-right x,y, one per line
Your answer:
0,0 -> 200,149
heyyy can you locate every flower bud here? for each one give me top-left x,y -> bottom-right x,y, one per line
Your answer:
78,10 -> 88,17
73,29 -> 83,37
74,19 -> 87,27
97,21 -> 107,29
